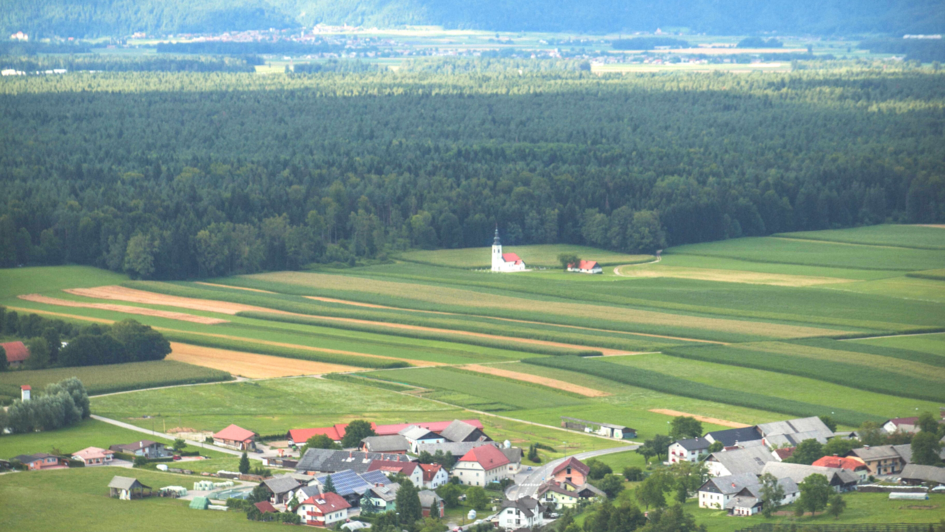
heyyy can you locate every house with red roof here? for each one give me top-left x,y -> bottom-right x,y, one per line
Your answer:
213,424 -> 257,451
491,228 -> 526,272
72,447 -> 115,466
420,463 -> 449,489
883,417 -> 920,435
297,491 -> 350,526
1,341 -> 30,368
453,445 -> 510,486
567,260 -> 603,274
367,459 -> 424,487
552,457 -> 590,486
288,422 -> 378,446
812,455 -> 869,483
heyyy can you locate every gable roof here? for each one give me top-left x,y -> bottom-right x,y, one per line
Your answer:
254,501 -> 278,514
288,423 -> 378,444
419,490 -> 443,508
13,453 -> 55,464
263,474 -> 302,494
761,462 -> 859,487
73,447 -> 113,460
302,492 -> 351,514
552,457 -> 590,477
773,447 -> 795,461
886,417 -> 919,427
757,417 -> 833,445
365,482 -> 401,502
0,341 -> 29,362
459,445 -> 509,470
502,252 -> 522,264
214,424 -> 256,442
415,441 -> 495,457
367,459 -> 419,476
707,446 -> 775,476
900,464 -> 945,484
849,445 -> 906,462
812,456 -> 868,471
108,476 -> 149,490
704,427 -> 762,447
361,435 -> 410,452
501,447 -> 523,464
420,463 -> 443,482
569,260 -> 600,270
376,419 -> 483,436
440,420 -> 489,443
316,470 -> 390,498
296,449 -> 411,474
501,496 -> 540,518
109,440 -> 160,453
673,438 -> 712,451
699,473 -> 761,496
400,426 -> 441,441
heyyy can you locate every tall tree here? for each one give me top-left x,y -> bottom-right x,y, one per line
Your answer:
796,474 -> 831,516
341,419 -> 376,448
911,432 -> 943,465
758,472 -> 785,518
669,416 -> 703,440
239,452 -> 250,474
395,480 -> 422,525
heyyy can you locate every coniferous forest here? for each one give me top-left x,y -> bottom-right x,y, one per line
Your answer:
1,66 -> 943,279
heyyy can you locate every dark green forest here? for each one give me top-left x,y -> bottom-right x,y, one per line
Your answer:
2,0 -> 944,38
0,67 -> 943,279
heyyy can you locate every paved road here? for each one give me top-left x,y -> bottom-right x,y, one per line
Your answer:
90,414 -> 255,460
505,444 -> 639,500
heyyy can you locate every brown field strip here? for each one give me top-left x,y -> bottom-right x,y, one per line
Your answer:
614,265 -> 850,287
195,282 -> 276,294
18,294 -> 229,324
168,342 -> 360,379
462,364 -> 610,397
649,409 -> 750,428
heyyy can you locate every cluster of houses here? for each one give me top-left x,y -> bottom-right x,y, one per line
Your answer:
8,438 -> 174,472
665,416 -> 945,517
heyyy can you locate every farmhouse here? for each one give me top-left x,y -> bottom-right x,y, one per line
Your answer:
314,469 -> 391,508
567,260 -> 603,274
109,440 -> 167,458
537,480 -> 605,510
453,445 -> 510,486
360,483 -> 400,514
698,474 -> 798,515
400,425 -> 445,453
72,447 -> 115,466
419,490 -> 445,518
213,424 -> 257,451
847,444 -> 910,476
420,463 -> 449,489
498,497 -> 544,530
1,341 -> 29,368
669,438 -> 712,464
296,449 -> 411,475
811,456 -> 869,483
761,462 -> 859,492
14,453 -> 62,470
705,446 -> 775,477
288,419 -> 481,446
899,464 -> 945,486
491,228 -> 526,272
297,492 -> 350,527
108,476 -> 152,500
359,435 -> 410,454
261,474 -> 302,505
415,440 -> 495,458
756,417 -> 834,447
501,446 -> 524,474
440,419 -> 492,443
883,417 -> 920,434
367,459 -> 424,487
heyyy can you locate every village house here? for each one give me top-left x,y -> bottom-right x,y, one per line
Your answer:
537,480 -> 605,510
109,440 -> 168,458
72,447 -> 115,466
420,463 -> 449,489
899,464 -> 945,487
440,419 -> 492,443
254,501 -> 279,515
705,446 -> 776,477
262,474 -> 302,505
314,469 -> 391,508
419,490 -> 445,518
698,474 -> 799,515
296,448 -> 411,475
567,260 -> 603,274
761,462 -> 859,492
453,445 -> 510,486
704,426 -> 763,448
552,457 -> 589,485
360,482 -> 400,514
811,456 -> 870,483
367,459 -> 425,487
756,417 -> 834,448
108,476 -> 152,500
297,492 -> 350,527
415,440 -> 494,459
883,417 -> 920,435
668,438 -> 712,464
1,341 -> 29,368
491,228 -> 526,272
498,497 -> 544,530
213,424 -> 257,451
847,445 -> 910,476
400,426 -> 445,453
501,445 -> 524,474
14,453 -> 62,470
359,435 -> 410,454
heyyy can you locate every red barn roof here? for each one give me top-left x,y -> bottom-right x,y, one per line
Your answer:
288,422 -> 378,444
458,445 -> 509,470
376,419 -> 482,436
368,460 -> 419,476
20,385 -> 31,391
214,424 -> 256,442
812,456 -> 867,471
420,463 -> 443,482
569,260 -> 599,270
254,501 -> 278,514
302,492 -> 350,514
1,342 -> 29,362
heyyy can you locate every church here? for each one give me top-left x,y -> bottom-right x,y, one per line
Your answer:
491,228 -> 526,272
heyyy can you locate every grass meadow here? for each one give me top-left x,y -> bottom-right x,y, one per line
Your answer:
853,332 -> 945,356
776,224 -> 945,249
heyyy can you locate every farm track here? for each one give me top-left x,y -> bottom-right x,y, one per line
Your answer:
167,342 -> 362,378
648,408 -> 751,428
18,294 -> 230,324
461,364 -> 611,397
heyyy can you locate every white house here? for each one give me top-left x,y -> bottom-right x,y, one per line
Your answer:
567,260 -> 603,274
453,445 -> 510,487
420,463 -> 449,489
400,425 -> 446,453
367,460 -> 425,488
698,474 -> 799,513
705,446 -> 776,477
668,437 -> 711,464
491,228 -> 526,272
297,492 -> 350,527
498,497 -> 544,530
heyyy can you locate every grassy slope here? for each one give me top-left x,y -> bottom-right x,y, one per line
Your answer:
396,244 -> 653,268
853,332 -> 945,356
0,265 -> 128,303
776,224 -> 945,250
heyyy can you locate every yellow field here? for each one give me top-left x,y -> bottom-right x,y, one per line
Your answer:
648,409 -> 751,428
462,364 -> 610,397
614,265 -> 852,287
167,342 -> 359,378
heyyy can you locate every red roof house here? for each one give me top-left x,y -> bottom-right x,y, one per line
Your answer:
812,456 -> 868,472
254,501 -> 278,514
213,424 -> 257,451
552,457 -> 590,485
454,445 -> 511,487
420,463 -> 449,489
773,447 -> 795,461
567,260 -> 602,274
287,422 -> 378,445
1,341 -> 29,367
297,492 -> 350,526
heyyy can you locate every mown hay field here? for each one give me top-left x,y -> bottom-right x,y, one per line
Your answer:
167,342 -> 361,379
18,293 -> 229,324
614,264 -> 852,287
776,224 -> 945,250
0,360 -> 231,401
396,244 -> 653,269
461,364 -> 610,397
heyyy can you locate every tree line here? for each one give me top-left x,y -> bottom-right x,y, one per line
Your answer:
0,66 -> 943,279
0,377 -> 90,434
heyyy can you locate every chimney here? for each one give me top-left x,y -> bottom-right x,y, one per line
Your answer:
20,385 -> 31,402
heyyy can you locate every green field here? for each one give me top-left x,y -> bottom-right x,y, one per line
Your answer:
777,224 -> 945,250
0,361 -> 232,402
396,244 -> 654,269
853,332 -> 945,357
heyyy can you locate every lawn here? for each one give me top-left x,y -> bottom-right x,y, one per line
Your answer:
0,467 -> 282,532
776,224 -> 945,250
0,361 -> 232,402
396,244 -> 653,269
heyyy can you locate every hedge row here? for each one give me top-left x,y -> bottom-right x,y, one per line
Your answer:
522,355 -> 881,427
661,345 -> 945,403
239,311 -> 601,357
161,332 -> 410,369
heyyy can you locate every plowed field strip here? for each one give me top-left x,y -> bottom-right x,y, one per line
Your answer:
462,364 -> 609,397
168,342 -> 359,378
18,294 -> 229,324
649,408 -> 750,428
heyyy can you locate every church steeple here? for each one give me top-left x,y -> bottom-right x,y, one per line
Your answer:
493,225 -> 501,246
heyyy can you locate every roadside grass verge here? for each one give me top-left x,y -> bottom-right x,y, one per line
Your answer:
663,343 -> 945,403
0,361 -> 231,402
521,356 -> 881,427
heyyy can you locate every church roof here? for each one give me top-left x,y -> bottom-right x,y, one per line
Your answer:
502,253 -> 522,264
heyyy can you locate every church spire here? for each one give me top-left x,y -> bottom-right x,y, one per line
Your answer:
493,224 -> 501,246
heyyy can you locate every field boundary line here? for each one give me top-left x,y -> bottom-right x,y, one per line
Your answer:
18,293 -> 230,324
88,375 -> 248,398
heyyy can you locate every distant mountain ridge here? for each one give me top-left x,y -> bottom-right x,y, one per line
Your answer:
3,0 -> 944,39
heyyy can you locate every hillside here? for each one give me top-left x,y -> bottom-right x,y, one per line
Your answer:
3,0 -> 944,38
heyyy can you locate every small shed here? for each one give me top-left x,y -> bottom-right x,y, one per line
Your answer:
108,476 -> 152,500
190,496 -> 210,510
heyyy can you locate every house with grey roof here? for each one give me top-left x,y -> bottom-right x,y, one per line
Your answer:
706,446 -> 775,477
699,473 -> 799,513
359,435 -> 410,454
415,440 -> 495,458
296,449 -> 411,475
848,445 -> 909,476
669,437 -> 712,464
360,482 -> 401,514
900,464 -> 945,486
761,462 -> 858,492
498,496 -> 543,530
262,474 -> 302,504
704,427 -> 763,448
108,476 -> 152,500
756,417 -> 834,447
440,420 -> 491,443
419,490 -> 445,518
400,426 -> 445,453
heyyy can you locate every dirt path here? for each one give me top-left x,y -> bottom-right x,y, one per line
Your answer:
195,282 -> 276,294
18,294 -> 229,324
168,342 -> 361,378
462,364 -> 610,397
649,408 -> 751,428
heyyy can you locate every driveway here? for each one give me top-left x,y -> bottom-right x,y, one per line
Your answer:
505,444 -> 639,500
